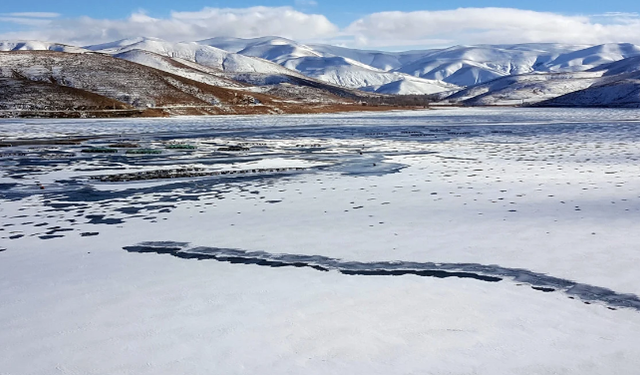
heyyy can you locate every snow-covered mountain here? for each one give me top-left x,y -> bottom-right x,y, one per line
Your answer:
361,75 -> 459,96
538,57 -> 640,108
0,49 -> 395,118
86,37 -> 301,77
540,76 -> 640,108
3,36 -> 640,109
111,49 -> 247,89
442,55 -> 640,108
443,72 -> 604,106
199,37 -> 459,95
82,37 -> 383,104
200,37 -> 640,95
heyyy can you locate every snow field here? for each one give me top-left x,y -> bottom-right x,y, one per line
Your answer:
2,108 -> 640,374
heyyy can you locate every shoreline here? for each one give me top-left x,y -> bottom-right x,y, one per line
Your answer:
0,103 -> 429,119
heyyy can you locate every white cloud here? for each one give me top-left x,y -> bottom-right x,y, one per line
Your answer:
344,8 -> 640,48
0,17 -> 54,26
2,7 -> 640,49
1,12 -> 60,18
0,12 -> 61,28
0,7 -> 338,46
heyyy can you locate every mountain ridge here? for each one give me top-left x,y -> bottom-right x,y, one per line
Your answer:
2,36 -> 640,112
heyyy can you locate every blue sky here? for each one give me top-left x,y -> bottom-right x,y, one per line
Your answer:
2,0 -> 637,21
1,1 -> 640,49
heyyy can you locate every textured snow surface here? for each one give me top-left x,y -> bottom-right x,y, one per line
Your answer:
2,108 -> 640,374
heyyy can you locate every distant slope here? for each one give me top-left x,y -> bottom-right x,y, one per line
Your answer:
444,72 -> 604,106
445,52 -> 640,108
539,78 -> 640,108
588,55 -> 640,76
538,58 -> 640,108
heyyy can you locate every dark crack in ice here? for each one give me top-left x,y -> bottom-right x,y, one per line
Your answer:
123,241 -> 640,312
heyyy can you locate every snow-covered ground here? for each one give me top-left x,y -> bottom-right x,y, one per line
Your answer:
2,108 -> 640,374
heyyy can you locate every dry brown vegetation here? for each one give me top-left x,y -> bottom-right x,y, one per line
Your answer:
0,51 -> 432,118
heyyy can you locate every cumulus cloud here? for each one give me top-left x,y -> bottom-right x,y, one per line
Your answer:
345,8 -> 640,48
2,7 -> 640,48
0,7 -> 338,46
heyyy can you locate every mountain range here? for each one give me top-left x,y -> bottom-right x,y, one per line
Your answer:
2,36 -> 640,117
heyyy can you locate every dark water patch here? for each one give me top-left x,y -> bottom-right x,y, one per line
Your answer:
51,175 -> 279,204
0,183 -> 17,190
9,234 -> 24,240
266,200 -> 282,204
115,204 -> 176,215
533,286 -> 556,293
80,232 -> 99,237
124,241 -> 188,254
48,202 -> 90,210
321,154 -> 406,176
0,248 -> 6,252
123,241 -> 640,312
34,222 -> 48,227
85,215 -> 124,225
125,214 -> 147,219
45,227 -> 74,235
39,234 -> 65,240
340,269 -> 501,282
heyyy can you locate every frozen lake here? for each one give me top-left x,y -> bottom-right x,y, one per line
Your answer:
2,108 -> 640,374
